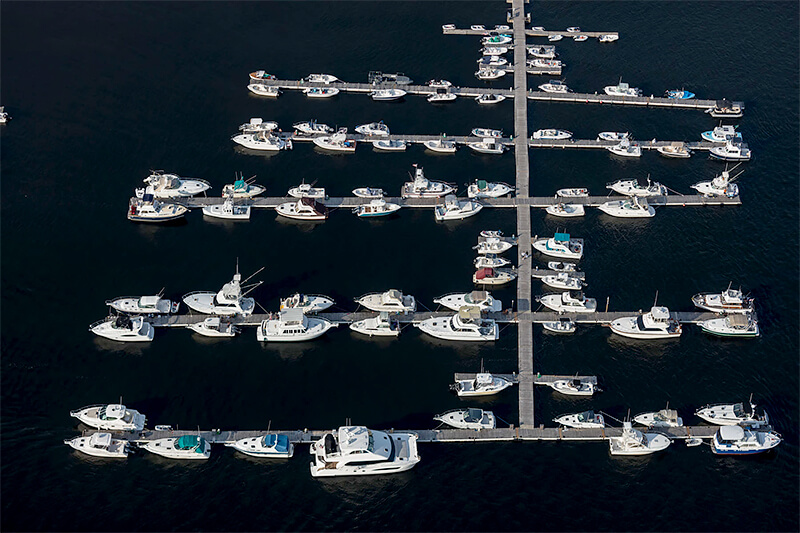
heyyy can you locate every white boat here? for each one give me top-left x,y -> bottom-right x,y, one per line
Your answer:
475,68 -> 506,80
701,125 -> 741,143
573,35 -> 588,42
633,407 -> 683,428
528,45 -> 557,59
139,170 -> 211,198
280,293 -> 335,313
532,233 -> 583,260
232,130 -> 292,151
225,433 -> 294,458
423,139 -> 457,153
657,142 -> 692,158
355,290 -> 416,313
609,422 -> 671,456
481,46 -> 508,55
428,90 -> 457,103
548,379 -> 597,396
566,27 -> 581,32
239,118 -> 278,133
435,195 -> 483,221
353,199 -> 401,218
538,80 -> 570,93
604,80 -> 642,97
202,194 -> 251,220
474,254 -> 511,269
479,229 -> 513,239
532,129 -> 572,140
692,284 -> 753,314
696,398 -> 768,427
541,272 -> 584,290
304,74 -> 339,84
247,84 -> 281,97
304,87 -> 339,98
372,139 -> 407,151
355,122 -> 390,136
451,373 -> 513,396
548,34 -> 563,42
417,307 -> 499,341
182,265 -> 259,316
691,168 -> 741,198
537,291 -> 597,313
370,88 -> 406,101
106,293 -> 179,315
607,178 -> 666,197
64,432 -> 130,458
474,237 -> 514,255
127,195 -> 188,223
609,307 -> 682,339
471,128 -> 503,138
531,26 -> 545,31
352,187 -> 384,198
0,106 -> 10,123
186,316 -> 239,337
256,309 -> 336,342
222,176 -> 265,198
349,311 -> 400,337
90,315 -> 154,342
598,34 -> 619,42
556,188 -> 589,198
70,403 -> 146,431
427,79 -> 453,88
288,183 -> 326,199
709,140 -> 751,161
548,261 -> 578,272
368,71 -> 413,85
401,165 -> 455,198
248,70 -> 277,80
275,198 -> 328,221
434,290 -> 502,312
528,59 -> 563,69
541,317 -> 576,334
312,128 -> 357,153
468,139 -> 505,154
545,202 -> 585,217
606,139 -> 642,157
698,313 -> 760,338
554,411 -> 604,428
310,426 -> 420,477
140,435 -> 211,460
477,55 -> 508,67
597,131 -> 630,142
473,267 -> 516,286
711,426 -> 781,456
434,408 -> 496,430
467,180 -> 514,198
293,120 -> 333,135
482,35 -> 512,45
598,197 -> 656,218
475,94 -> 506,105
705,99 -> 744,118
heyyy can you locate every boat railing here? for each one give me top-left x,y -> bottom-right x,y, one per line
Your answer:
181,290 -> 216,300
353,292 -> 380,303
88,317 -> 113,330
69,404 -> 108,415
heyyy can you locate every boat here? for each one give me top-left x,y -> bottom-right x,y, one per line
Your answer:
471,128 -> 503,138
532,129 -> 572,140
545,202 -> 585,217
434,408 -> 496,430
481,46 -> 508,55
468,139 -> 505,154
691,167 -> 741,198
64,432 -> 130,458
548,379 -> 597,396
106,293 -> 179,315
451,372 -> 513,396
608,422 -> 671,456
353,199 -> 401,217
528,59 -> 563,69
202,193 -> 251,220
279,293 -> 335,313
127,195 -> 188,223
186,316 -> 239,337
538,80 -> 570,93
604,80 -> 642,97
435,195 -> 483,221
372,139 -> 407,151
247,84 -> 281,97
423,139 -> 457,153
566,27 -> 581,32
597,131 -> 629,142
607,178 -> 666,197
701,125 -> 741,143
90,315 -> 154,342
304,74 -> 339,84
709,140 -> 751,161
692,283 -> 754,314
479,230 -> 513,239
538,291 -> 596,313
482,35 -> 512,45
686,438 -> 703,447
355,122 -> 390,136
666,89 -> 696,99
548,34 -> 563,42
606,139 -> 642,157
528,45 -> 557,58
368,71 -> 413,85
556,188 -> 589,197
475,68 -> 506,80
474,254 -> 511,269
356,290 -> 416,313
696,398 -> 769,427
232,130 -> 292,151
711,426 -> 781,455
70,403 -> 146,431
352,187 -> 384,198
467,180 -> 514,198
293,120 -> 333,135
541,272 -> 584,290
548,261 -> 577,272
573,35 -> 588,42
249,70 -> 277,80
138,171 -> 211,198
312,128 -> 357,153
657,142 -> 692,159
554,411 -> 604,428
433,290 -> 502,312
182,264 -> 260,316
541,317 -> 576,334
473,267 -> 516,286
633,407 -> 683,428
418,307 -> 499,341
370,89 -> 406,101
494,24 -> 510,31
288,183 -> 326,199
427,89 -> 457,103
349,311 -> 400,337
531,26 -> 545,31
222,175 -> 265,198
475,94 -> 506,105
239,118 -> 278,133
225,434 -> 294,458
0,106 -> 10,123
140,435 -> 211,460
256,309 -> 337,342
427,79 -> 452,88
609,306 -> 682,339
304,87 -> 339,98
309,426 -> 420,477
705,99 -> 744,118
598,34 -> 619,42
477,55 -> 508,67
698,313 -> 760,338
401,165 -> 455,198
598,197 -> 656,218
275,198 -> 329,221
532,233 -> 584,260
474,237 -> 514,255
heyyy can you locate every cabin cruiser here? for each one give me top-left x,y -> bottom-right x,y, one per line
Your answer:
556,188 -> 589,198
598,197 -> 656,218
434,291 -> 502,312
711,426 -> 781,455
475,94 -> 506,105
427,79 -> 452,88
604,80 -> 642,97
472,128 -> 503,138
701,125 -> 741,143
186,316 -> 239,337
597,132 -> 629,142
633,407 -> 683,428
475,238 -> 515,255
474,254 -> 511,269
483,35 -> 512,45
90,315 -> 154,342
467,139 -> 505,154
202,194 -> 251,220
705,99 -> 744,118
606,139 -> 642,157
608,422 -> 671,456
140,435 -> 211,460
434,408 -> 496,430
554,411 -> 604,428
541,272 -> 583,290
548,34 -> 563,42
475,68 -> 506,80
312,129 -> 356,153
401,165 -> 455,198
222,176 -> 265,198
528,45 -> 557,58
304,74 -> 339,84
417,307 -> 499,341
355,122 -> 390,136
225,434 -> 293,458
349,311 -> 400,337
545,203 -> 585,217
435,195 -> 483,221
698,313 -> 760,338
276,198 -> 328,221
352,187 -> 384,198
532,233 -> 583,260
452,373 -> 512,396
304,87 -> 339,98
473,267 -> 516,286
128,195 -> 188,223
537,291 -> 597,313
372,139 -> 407,151
309,426 -> 420,477
70,403 -> 146,431
548,379 -> 597,396
666,89 -> 696,99
182,265 -> 259,316
106,294 -> 179,315
691,169 -> 740,198
607,178 -> 666,197
427,89 -> 457,103
541,317 -> 576,334
692,284 -> 753,313
468,180 -> 514,198
280,293 -> 334,314
538,80 -> 570,93
370,89 -> 406,101
353,199 -> 401,217
423,139 -> 457,153
710,140 -> 751,161
288,183 -> 326,199
609,306 -> 682,339
598,34 -> 619,42
657,142 -> 692,158
356,290 -> 416,313
548,261 -> 578,272
368,71 -> 413,85
248,84 -> 280,97
64,433 -> 130,458
477,55 -> 508,67
256,309 -> 336,342
532,129 -> 572,140
696,399 -> 768,427
140,171 -> 211,198
293,120 -> 333,135
232,130 -> 292,151
239,118 -> 278,133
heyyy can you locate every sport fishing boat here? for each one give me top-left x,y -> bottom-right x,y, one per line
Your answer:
304,73 -> 339,84
545,203 -> 585,218
355,290 -> 416,313
633,406 -> 683,428
475,94 -> 506,105
401,165 -> 455,198
64,433 -> 130,458
482,35 -> 512,45
474,254 -> 511,269
309,426 -> 420,477
434,195 -> 483,221
537,291 -> 597,313
106,293 -> 179,315
696,397 -> 768,427
532,233 -> 583,260
698,313 -> 760,338
608,422 -> 671,456
473,267 -> 516,286
256,309 -> 337,342
606,139 -> 642,157
202,194 -> 251,221
701,125 -> 741,143
709,140 -> 751,161
556,188 -> 589,198
471,127 -> 503,138
598,197 -> 656,218
352,187 -> 384,198
467,179 -> 514,198
417,307 -> 499,341
355,122 -> 390,136
475,68 -> 506,80
474,238 -> 515,255
691,168 -> 741,198
597,131 -> 629,142
427,90 -> 457,103
127,195 -> 188,223
222,175 -> 265,198
247,84 -> 280,97
232,130 -> 292,151
372,139 -> 407,151
467,139 -> 505,154
452,372 -> 513,396
90,315 -> 154,342
609,306 -> 682,339
538,80 -> 570,93
666,89 -> 696,99
607,177 -> 666,197
140,435 -> 211,460
275,198 -> 329,221
370,88 -> 406,101
434,408 -> 496,430
657,142 -> 692,158
238,118 -> 278,133
554,411 -> 604,428
353,199 -> 401,217
705,99 -> 744,118
541,317 -> 576,334
293,120 -> 333,135
186,316 -> 239,337
349,311 -> 400,337
541,272 -> 584,290
279,293 -> 335,314
604,79 -> 642,97
70,403 -> 146,431
434,290 -> 502,312
312,129 -> 356,153
692,283 -> 754,313
288,183 -> 326,199
548,379 -> 597,396
532,129 -> 572,140
304,87 -> 339,98
423,139 -> 457,153
711,426 -> 781,456
182,264 -> 261,316
225,434 -> 294,458
528,45 -> 557,58
139,170 -> 211,198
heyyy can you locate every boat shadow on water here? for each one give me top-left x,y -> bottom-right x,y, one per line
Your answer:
91,337 -> 151,356
232,146 -> 281,158
274,215 -> 325,231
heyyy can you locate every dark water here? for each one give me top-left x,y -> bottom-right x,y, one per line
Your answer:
2,2 -> 798,531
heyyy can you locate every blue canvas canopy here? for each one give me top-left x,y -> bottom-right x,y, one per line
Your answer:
554,232 -> 570,242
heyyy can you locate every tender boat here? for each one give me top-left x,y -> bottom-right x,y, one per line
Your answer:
473,267 -> 516,286
368,71 -> 413,85
545,202 -> 585,217
182,265 -> 260,316
349,311 -> 400,337
556,188 -> 589,198
186,316 -> 239,337
435,195 -> 483,221
106,293 -> 179,315
573,35 -> 588,42
633,407 -> 683,428
701,125 -> 741,143
532,129 -> 572,140
225,434 -> 294,458
468,139 -> 505,154
549,379 -> 597,396
304,74 -> 339,84
468,180 -> 514,198
353,199 -> 401,217
541,272 -> 584,290
355,122 -> 390,136
140,435 -> 211,460
423,139 -> 457,153
554,411 -> 604,428
692,284 -> 753,313
293,120 -> 333,135
474,254 -> 511,269
609,422 -> 671,456
247,84 -> 281,97
372,139 -> 407,151
428,89 -> 457,103
607,178 -> 666,197
657,142 -> 692,159
401,165 -> 455,198
249,71 -> 277,80
711,426 -> 781,455
666,89 -> 696,99
475,94 -> 506,105
609,306 -> 682,339
696,398 -> 768,427
705,99 -> 744,118
304,87 -> 339,98
472,128 -> 503,138
239,118 -> 278,133
427,79 -> 452,88
537,291 -> 597,313
280,293 -> 334,314
312,128 -> 357,153
452,372 -> 513,396
64,433 -> 130,458
232,130 -> 292,151
691,168 -> 741,198
598,197 -> 656,218
475,68 -> 507,80
604,80 -> 642,97
355,290 -> 416,313
418,307 -> 499,341
434,290 -> 502,312
202,194 -> 251,221
434,408 -> 496,430
477,55 -> 508,67
474,237 -> 515,255
598,34 -> 619,42
482,35 -> 512,45
548,261 -> 578,272
90,315 -> 154,342
698,313 -> 760,338
352,187 -> 384,198
532,233 -> 584,260
70,403 -> 146,431
548,34 -> 563,42
606,139 -> 642,157
597,131 -> 629,142
288,182 -> 326,199
256,309 -> 336,342
139,170 -> 211,198
541,317 -> 576,334
276,198 -> 329,221
709,140 -> 751,161
370,89 -> 406,101
222,176 -> 265,198
127,194 -> 188,223
528,45 -> 557,59
310,426 -> 420,477
538,80 -> 570,93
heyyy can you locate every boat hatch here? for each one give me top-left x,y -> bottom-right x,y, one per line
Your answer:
719,426 -> 745,441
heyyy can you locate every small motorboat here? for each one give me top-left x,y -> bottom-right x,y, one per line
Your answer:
598,197 -> 656,218
368,71 -> 413,85
90,315 -> 154,342
247,84 -> 281,97
202,194 -> 251,221
701,125 -> 741,143
482,46 -> 508,55
186,316 -> 239,337
64,433 -> 130,458
698,313 -> 760,338
423,139 -> 457,153
538,80 -> 570,93
541,317 -> 576,334
293,120 -> 333,135
232,130 -> 292,151
139,435 -> 211,460
433,290 -> 502,312
532,129 -> 572,140
548,261 -> 578,272
606,139 -> 642,158
532,233 -> 583,260
467,139 -> 505,154
604,80 -> 642,97
473,267 -> 517,286
370,89 -> 406,101
609,306 -> 682,339
477,55 -> 508,67
372,139 -> 408,152
696,398 -> 768,427
225,434 -> 294,458
528,59 -> 563,69
482,35 -> 512,46
528,46 -> 557,59
474,254 -> 511,269
607,178 -> 666,197
275,198 -> 328,221
598,34 -> 619,43
554,410 -> 604,428
556,188 -> 589,198
427,79 -> 453,88
479,229 -> 512,239
541,272 -> 584,290
657,142 -> 692,159
474,237 -> 515,255
548,34 -> 563,42
705,99 -> 744,118
434,408 -> 496,430
537,291 -> 597,313
545,203 -> 585,217
692,284 -> 754,313
349,311 -> 400,337
710,140 -> 751,161
475,94 -> 507,105
427,90 -> 457,103
686,438 -> 703,447
70,403 -> 146,431
566,27 -> 581,32
597,131 -> 629,142
711,426 -> 781,456
239,118 -> 278,133
304,87 -> 339,98
666,89 -> 696,99
451,373 -> 513,396
139,170 -> 211,198
353,199 -> 402,218
256,309 -> 337,342
127,195 -> 188,223
279,293 -> 334,314
182,263 -> 260,317
355,122 -> 390,136
633,407 -> 683,428
312,129 -> 357,153
418,308 -> 499,342
222,175 -> 265,198
352,187 -> 384,198
288,182 -> 326,199
467,179 -> 514,198
691,168 -> 741,198
106,293 -> 179,315
249,70 -> 277,80
609,422 -> 671,456
304,73 -> 339,84
549,379 -> 597,396
355,290 -> 416,313
475,68 -> 507,81
401,165 -> 455,198
573,35 -> 588,42
471,128 -> 503,138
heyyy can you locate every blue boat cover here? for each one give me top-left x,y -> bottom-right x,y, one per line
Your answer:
554,232 -> 570,241
175,435 -> 199,450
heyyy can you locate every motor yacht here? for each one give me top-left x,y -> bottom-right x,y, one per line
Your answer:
701,125 -> 741,143
541,317 -> 576,334
537,291 -> 597,313
666,89 -> 696,99
423,139 -> 457,153
127,195 -> 188,223
90,315 -> 154,342
477,55 -> 508,67
64,433 -> 130,458
473,267 -> 516,286
202,194 -> 251,221
609,422 -> 671,456
186,316 -> 239,337
353,199 -> 401,217
427,90 -> 457,103
368,71 -> 413,85
225,433 -> 294,458
288,182 -> 326,199
352,187 -> 384,198
222,176 -> 265,198
238,118 -> 278,133
474,237 -> 515,255
452,373 -> 513,396
427,79 -> 453,88
541,272 -> 583,290
597,132 -> 629,142
372,139 -> 407,151
355,122 -> 390,136
548,34 -> 563,42
604,80 -> 642,97
140,170 -> 211,198
538,80 -> 570,93
532,129 -> 572,140
232,130 -> 292,151
548,379 -> 597,396
692,284 -> 753,313
598,34 -> 619,42
607,177 -> 666,197
310,426 -> 420,477
418,307 -> 499,341
709,140 -> 751,161
609,306 -> 681,339
276,198 -> 328,221
532,233 -> 583,260
606,139 -> 642,157
475,68 -> 507,80
182,264 -> 260,316
247,84 -> 281,97
468,139 -> 505,154
475,94 -> 506,105
705,99 -> 744,118
280,293 -> 334,314
304,87 -> 339,98
711,426 -> 781,455
293,120 -> 333,135
434,290 -> 502,312
304,74 -> 339,84
70,403 -> 146,431
349,311 -> 400,337
401,165 -> 455,198
528,45 -> 557,58
554,411 -> 604,428
556,188 -> 589,197
106,293 -> 179,315
696,398 -> 768,427
434,408 -> 496,430
545,203 -> 585,217
657,142 -> 692,158
633,407 -> 683,428
482,35 -> 512,45
312,129 -> 357,153
356,290 -> 416,313
698,313 -> 760,338
474,254 -> 511,269
256,309 -> 336,342
370,89 -> 406,101
435,195 -> 483,221
598,197 -> 656,218
691,168 -> 741,198
467,180 -> 514,198
547,261 -> 578,272
140,435 -> 211,460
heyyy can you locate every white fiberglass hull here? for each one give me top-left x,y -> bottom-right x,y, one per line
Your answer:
545,204 -> 585,217
256,319 -> 336,342
312,137 -> 356,153
140,439 -> 211,460
186,322 -> 238,337
349,319 -> 400,337
433,293 -> 502,313
225,437 -> 294,458
541,276 -> 582,290
355,294 -> 416,313
423,140 -> 457,153
106,297 -> 177,314
633,413 -> 684,428
698,318 -> 759,338
435,203 -> 483,221
64,435 -> 130,458
275,203 -> 327,221
71,407 -> 146,432
598,202 -> 655,218
416,319 -> 499,342
609,317 -> 681,339
532,240 -> 583,260
538,295 -> 596,313
606,146 -> 642,157
202,204 -> 251,220
467,183 -> 514,198
91,320 -> 154,342
609,434 -> 671,456
549,381 -> 595,396
182,292 -> 255,316
232,134 -> 287,151
434,410 -> 496,430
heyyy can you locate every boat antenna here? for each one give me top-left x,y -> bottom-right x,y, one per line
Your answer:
728,168 -> 746,183
749,392 -> 756,413
157,287 -> 165,297
653,290 -> 659,307
267,420 -> 272,433
235,257 -> 240,276
241,280 -> 264,297
241,266 -> 265,285
480,358 -> 485,373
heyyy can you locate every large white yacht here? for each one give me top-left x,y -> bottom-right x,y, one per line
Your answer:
186,316 -> 239,337
598,197 -> 656,218
90,315 -> 154,342
609,306 -> 682,339
467,179 -> 514,198
606,178 -> 666,197
692,284 -> 753,313
140,435 -> 211,460
64,433 -> 130,458
537,291 -> 597,313
709,140 -> 751,161
202,194 -> 251,221
691,168 -> 741,198
275,198 -> 328,221
701,125 -> 741,143
548,379 -> 597,396
312,128 -> 357,153
608,422 -> 671,456
434,408 -> 496,430
127,195 -> 188,223
545,203 -> 585,218
355,122 -> 390,136
434,291 -> 502,312
473,267 -> 517,286
232,130 -> 292,151
225,433 -> 294,458
698,313 -> 760,338
139,171 -> 211,198
604,80 -> 642,97
280,293 -> 334,314
182,265 -> 260,316
310,426 -> 420,477
711,426 -> 781,456
452,373 -> 513,396
633,407 -> 683,428
434,195 -> 483,221
401,165 -> 455,198
416,307 -> 499,341
541,272 -> 584,290
554,411 -> 605,428
293,120 -> 333,135
695,399 -> 768,427
70,403 -> 146,431
256,309 -> 336,342
355,290 -> 416,313
106,293 -> 178,315
532,233 -> 583,260
349,312 -> 400,337
606,139 -> 642,157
